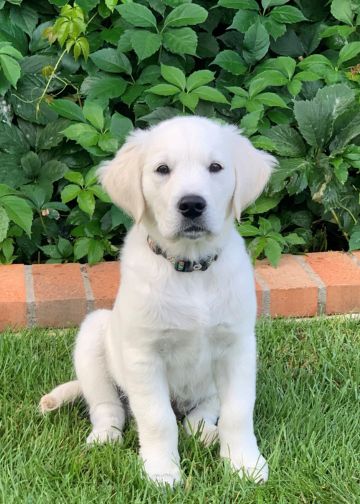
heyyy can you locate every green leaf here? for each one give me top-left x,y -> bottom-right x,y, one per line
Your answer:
131,30 -> 161,61
330,112 -> 360,152
240,110 -> 262,136
338,42 -> 360,66
110,113 -> 134,144
246,195 -> 282,214
349,231 -> 360,251
61,184 -> 81,203
229,10 -> 258,33
330,0 -> 354,26
164,3 -> 208,28
0,123 -> 28,155
0,206 -> 9,242
0,195 -> 33,236
294,84 -> 355,148
63,123 -> 100,147
161,64 -> 186,90
89,184 -> 112,203
265,125 -> 306,157
49,99 -> 85,122
78,190 -> 95,216
64,171 -> 84,186
211,50 -> 247,76
0,54 -> 21,87
147,83 -> 180,96
218,0 -> 258,9
269,6 -> 307,24
0,42 -> 23,60
163,27 -> 197,55
90,49 -> 132,74
40,160 -> 68,183
248,70 -> 288,97
74,237 -> 90,260
117,3 -> 157,29
9,4 -> 38,36
237,222 -> 259,237
186,70 -> 215,92
243,21 -> 270,65
264,238 -> 282,266
36,119 -> 70,150
88,238 -> 104,265
98,132 -> 118,153
178,92 -> 199,111
21,152 -> 41,178
83,101 -> 104,131
192,86 -> 228,104
57,237 -> 73,257
256,92 -> 288,108
80,75 -> 127,103
285,233 -> 305,245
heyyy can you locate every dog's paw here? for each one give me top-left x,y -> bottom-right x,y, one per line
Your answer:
39,394 -> 59,414
142,457 -> 181,487
86,427 -> 122,445
225,454 -> 269,483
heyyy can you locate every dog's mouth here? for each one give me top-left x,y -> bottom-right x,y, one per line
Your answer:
178,224 -> 210,240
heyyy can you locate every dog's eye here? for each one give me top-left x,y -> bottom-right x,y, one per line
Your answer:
209,163 -> 223,173
155,164 -> 170,175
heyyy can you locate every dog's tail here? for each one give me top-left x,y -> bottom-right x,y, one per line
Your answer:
39,380 -> 82,413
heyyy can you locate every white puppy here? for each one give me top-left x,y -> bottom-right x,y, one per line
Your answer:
40,116 -> 276,485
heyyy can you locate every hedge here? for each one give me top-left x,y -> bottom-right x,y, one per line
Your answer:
0,0 -> 359,266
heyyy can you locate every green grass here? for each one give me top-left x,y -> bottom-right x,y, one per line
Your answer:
0,318 -> 359,503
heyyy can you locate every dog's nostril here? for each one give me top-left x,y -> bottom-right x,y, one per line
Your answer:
178,195 -> 207,219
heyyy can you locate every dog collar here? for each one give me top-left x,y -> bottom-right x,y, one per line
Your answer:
147,236 -> 218,273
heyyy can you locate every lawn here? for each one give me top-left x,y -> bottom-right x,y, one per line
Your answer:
0,318 -> 359,503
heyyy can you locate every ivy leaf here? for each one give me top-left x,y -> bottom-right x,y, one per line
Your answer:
186,70 -> 215,92
61,184 -> 81,203
270,6 -> 307,24
211,50 -> 247,76
49,99 -> 85,123
117,3 -> 157,29
83,101 -> 104,131
74,236 -> 90,260
264,238 -> 282,267
256,92 -> 288,108
161,64 -> 186,91
164,4 -> 208,28
192,86 -> 228,104
147,83 -> 181,96
90,48 -> 132,75
163,27 -> 198,55
63,123 -> 100,148
80,75 -> 127,103
218,0 -> 259,9
88,238 -> 104,264
229,10 -> 258,33
131,30 -> 162,61
0,54 -> 21,87
338,42 -> 360,67
0,206 -> 10,242
330,0 -> 354,26
265,125 -> 306,157
349,231 -> 360,251
0,195 -> 33,236
243,21 -> 270,65
78,189 -> 95,216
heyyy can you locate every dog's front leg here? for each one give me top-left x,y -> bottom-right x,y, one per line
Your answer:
123,347 -> 180,486
215,331 -> 268,483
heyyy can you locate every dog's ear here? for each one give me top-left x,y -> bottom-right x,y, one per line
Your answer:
98,129 -> 146,223
228,127 -> 277,220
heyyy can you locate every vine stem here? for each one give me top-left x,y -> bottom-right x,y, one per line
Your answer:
330,208 -> 349,242
36,47 -> 68,117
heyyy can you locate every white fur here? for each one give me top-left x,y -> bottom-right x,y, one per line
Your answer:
40,116 -> 276,485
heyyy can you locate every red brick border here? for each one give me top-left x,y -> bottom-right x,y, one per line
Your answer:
0,252 -> 359,330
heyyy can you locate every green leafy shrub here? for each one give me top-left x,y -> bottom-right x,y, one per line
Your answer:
0,0 -> 359,266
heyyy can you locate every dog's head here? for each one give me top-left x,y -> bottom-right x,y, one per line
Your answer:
99,116 -> 277,241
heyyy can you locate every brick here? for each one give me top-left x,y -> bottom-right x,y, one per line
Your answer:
86,261 -> 120,310
0,265 -> 27,330
304,252 -> 360,314
32,264 -> 87,327
255,255 -> 318,317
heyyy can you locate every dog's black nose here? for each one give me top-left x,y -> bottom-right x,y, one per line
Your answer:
178,195 -> 207,219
